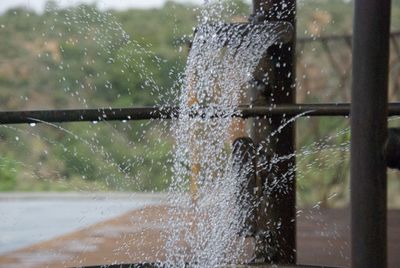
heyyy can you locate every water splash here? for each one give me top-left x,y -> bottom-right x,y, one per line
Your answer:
166,19 -> 291,266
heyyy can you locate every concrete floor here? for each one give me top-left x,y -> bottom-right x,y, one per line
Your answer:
0,205 -> 398,268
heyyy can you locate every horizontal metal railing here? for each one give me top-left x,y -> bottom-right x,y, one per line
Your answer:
298,31 -> 400,44
1,103 -> 400,124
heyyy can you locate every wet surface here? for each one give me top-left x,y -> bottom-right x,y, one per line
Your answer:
0,206 -> 399,268
0,193 -> 165,254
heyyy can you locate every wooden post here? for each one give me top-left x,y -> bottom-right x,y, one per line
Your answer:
251,0 -> 296,264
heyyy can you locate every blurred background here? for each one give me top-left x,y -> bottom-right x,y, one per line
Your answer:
1,0 -> 399,207
0,0 -> 399,266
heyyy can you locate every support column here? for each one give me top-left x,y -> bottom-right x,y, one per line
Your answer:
251,0 -> 296,264
351,0 -> 391,267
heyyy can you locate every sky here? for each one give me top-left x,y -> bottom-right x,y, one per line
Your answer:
0,0 -> 203,13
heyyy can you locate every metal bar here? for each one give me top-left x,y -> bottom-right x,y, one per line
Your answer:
351,0 -> 391,267
0,107 -> 178,124
297,31 -> 400,44
2,103 -> 400,124
241,103 -> 400,117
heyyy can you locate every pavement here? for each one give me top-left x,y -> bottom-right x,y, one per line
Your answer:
0,197 -> 399,268
0,192 -> 166,255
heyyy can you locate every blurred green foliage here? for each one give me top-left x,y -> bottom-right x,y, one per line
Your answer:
0,157 -> 19,191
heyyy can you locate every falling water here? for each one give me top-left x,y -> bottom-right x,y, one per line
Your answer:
165,17 -> 292,266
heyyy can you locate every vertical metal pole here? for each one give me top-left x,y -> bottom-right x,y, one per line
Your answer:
251,0 -> 296,264
351,0 -> 391,267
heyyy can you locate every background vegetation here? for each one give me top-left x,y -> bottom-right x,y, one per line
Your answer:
0,0 -> 399,207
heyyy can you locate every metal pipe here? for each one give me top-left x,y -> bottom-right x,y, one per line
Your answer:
2,103 -> 400,124
350,0 -> 391,267
0,107 -> 178,124
297,31 -> 400,45
241,103 -> 400,117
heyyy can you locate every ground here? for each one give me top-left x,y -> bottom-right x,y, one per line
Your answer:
0,206 -> 399,268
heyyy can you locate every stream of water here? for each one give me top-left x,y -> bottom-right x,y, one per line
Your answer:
165,10 -> 293,265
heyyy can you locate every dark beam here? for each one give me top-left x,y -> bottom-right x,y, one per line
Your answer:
2,103 -> 400,124
251,0 -> 296,264
0,107 -> 178,124
351,0 -> 391,267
